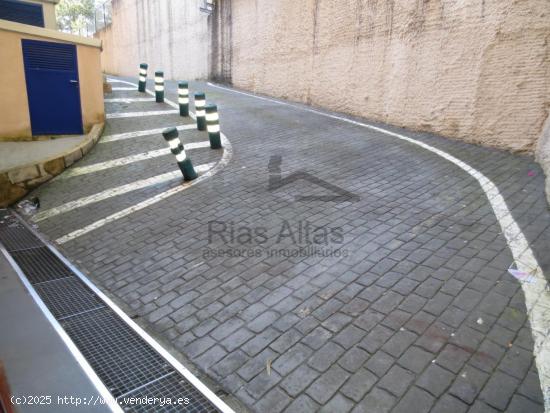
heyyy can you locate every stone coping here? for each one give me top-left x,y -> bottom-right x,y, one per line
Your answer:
0,123 -> 104,207
0,20 -> 102,49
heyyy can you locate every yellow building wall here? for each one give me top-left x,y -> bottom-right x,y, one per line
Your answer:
77,44 -> 105,130
0,23 -> 104,140
0,30 -> 31,139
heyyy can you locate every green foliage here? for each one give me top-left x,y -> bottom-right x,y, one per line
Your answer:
56,0 -> 96,34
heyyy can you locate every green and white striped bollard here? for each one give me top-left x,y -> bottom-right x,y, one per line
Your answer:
205,104 -> 222,149
138,63 -> 147,92
194,92 -> 206,131
178,82 -> 189,117
155,71 -> 164,103
162,128 -> 197,181
162,127 -> 184,154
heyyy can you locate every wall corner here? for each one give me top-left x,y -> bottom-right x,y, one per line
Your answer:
535,111 -> 550,207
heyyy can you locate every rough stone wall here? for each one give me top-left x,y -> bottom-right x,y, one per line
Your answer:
229,0 -> 550,153
96,0 -> 210,80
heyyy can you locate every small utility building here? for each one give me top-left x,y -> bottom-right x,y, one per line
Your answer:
0,0 -> 104,139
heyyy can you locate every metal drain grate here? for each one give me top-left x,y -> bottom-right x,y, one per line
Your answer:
118,373 -> 219,413
62,308 -> 173,398
0,223 -> 43,251
0,210 -> 227,413
10,246 -> 73,284
34,277 -> 105,319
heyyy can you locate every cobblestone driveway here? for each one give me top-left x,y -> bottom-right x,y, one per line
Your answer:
25,76 -> 550,412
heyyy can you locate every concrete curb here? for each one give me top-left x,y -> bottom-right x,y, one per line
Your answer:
0,123 -> 105,207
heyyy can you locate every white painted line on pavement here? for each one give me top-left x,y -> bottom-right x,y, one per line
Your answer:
56,79 -> 233,251
100,124 -> 195,143
107,110 -> 179,119
55,147 -> 225,242
208,81 -> 550,410
59,141 -> 210,179
106,78 -> 184,113
104,97 -> 155,103
34,165 -> 214,222
110,87 -> 136,91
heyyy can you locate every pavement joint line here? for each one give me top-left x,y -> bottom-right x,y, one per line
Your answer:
56,305 -> 106,321
208,80 -> 550,409
110,87 -> 136,91
104,97 -> 156,103
4,245 -> 43,253
114,371 -> 176,401
31,275 -> 75,286
55,77 -> 233,244
106,110 -> 180,119
100,124 -> 195,143
33,167 -> 212,222
57,142 -> 211,179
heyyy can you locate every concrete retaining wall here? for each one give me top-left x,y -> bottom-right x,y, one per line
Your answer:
96,0 -> 210,80
96,0 -> 549,156
228,0 -> 549,154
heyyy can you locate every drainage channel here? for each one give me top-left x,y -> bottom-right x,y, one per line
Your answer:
0,209 -> 234,413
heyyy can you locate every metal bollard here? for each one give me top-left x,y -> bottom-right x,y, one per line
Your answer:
178,81 -> 189,117
162,128 -> 197,181
194,92 -> 206,131
205,104 -> 222,149
155,71 -> 164,103
162,127 -> 184,154
138,63 -> 148,92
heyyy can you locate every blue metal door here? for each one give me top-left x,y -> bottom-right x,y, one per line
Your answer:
0,0 -> 45,27
22,39 -> 83,135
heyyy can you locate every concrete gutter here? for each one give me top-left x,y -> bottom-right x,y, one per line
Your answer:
0,123 -> 104,207
0,20 -> 102,49
0,252 -> 109,413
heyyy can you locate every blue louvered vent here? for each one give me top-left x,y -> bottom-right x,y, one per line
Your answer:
0,0 -> 45,27
22,39 -> 78,72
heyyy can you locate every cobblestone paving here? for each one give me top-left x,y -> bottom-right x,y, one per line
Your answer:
25,76 -> 550,412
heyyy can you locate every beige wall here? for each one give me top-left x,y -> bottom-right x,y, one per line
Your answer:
0,30 -> 32,139
96,0 -> 210,80
96,0 -> 549,153
77,44 -> 105,130
228,0 -> 549,153
0,22 -> 104,140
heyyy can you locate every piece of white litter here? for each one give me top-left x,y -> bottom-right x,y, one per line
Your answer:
477,318 -> 484,325
17,199 -> 38,215
508,263 -> 536,284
